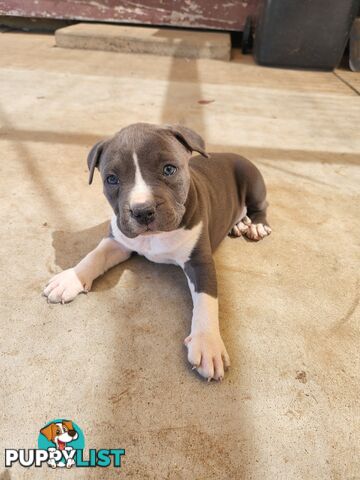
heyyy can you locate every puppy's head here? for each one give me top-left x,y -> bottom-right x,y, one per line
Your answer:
40,421 -> 78,448
87,123 -> 208,238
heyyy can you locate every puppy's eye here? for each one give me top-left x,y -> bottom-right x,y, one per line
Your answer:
56,430 -> 60,435
106,174 -> 119,185
163,164 -> 177,176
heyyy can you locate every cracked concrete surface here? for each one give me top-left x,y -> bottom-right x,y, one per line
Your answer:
0,32 -> 359,479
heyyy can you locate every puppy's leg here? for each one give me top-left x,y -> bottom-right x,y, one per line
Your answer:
64,447 -> 75,468
183,255 -> 230,381
43,237 -> 131,304
47,448 -> 57,468
232,162 -> 272,241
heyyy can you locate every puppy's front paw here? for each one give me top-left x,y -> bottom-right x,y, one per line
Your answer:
184,331 -> 230,381
66,458 -> 75,469
43,268 -> 85,304
48,459 -> 57,469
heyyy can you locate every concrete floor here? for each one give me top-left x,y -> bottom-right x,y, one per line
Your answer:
0,32 -> 359,480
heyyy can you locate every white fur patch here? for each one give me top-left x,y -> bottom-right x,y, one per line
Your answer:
188,288 -> 219,333
184,283 -> 230,381
111,214 -> 202,266
56,423 -> 64,433
128,152 -> 153,206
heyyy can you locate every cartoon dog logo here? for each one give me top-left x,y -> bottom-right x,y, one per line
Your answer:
40,420 -> 78,468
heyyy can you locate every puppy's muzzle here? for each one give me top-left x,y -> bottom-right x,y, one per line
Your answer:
130,202 -> 156,225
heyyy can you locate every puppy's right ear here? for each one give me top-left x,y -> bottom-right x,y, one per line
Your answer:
40,423 -> 54,441
87,140 -> 105,185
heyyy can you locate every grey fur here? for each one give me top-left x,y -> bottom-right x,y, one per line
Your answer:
87,123 -> 270,297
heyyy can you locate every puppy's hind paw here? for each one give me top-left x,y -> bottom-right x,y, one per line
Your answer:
229,215 -> 252,237
246,223 -> 272,241
230,215 -> 271,242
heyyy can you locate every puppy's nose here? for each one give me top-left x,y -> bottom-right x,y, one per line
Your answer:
130,202 -> 156,225
68,429 -> 77,437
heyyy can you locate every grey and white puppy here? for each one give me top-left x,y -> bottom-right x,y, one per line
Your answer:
44,123 -> 271,381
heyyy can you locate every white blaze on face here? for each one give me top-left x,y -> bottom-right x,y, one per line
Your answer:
129,152 -> 153,206
56,423 -> 65,434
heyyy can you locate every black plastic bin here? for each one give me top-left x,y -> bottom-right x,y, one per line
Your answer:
254,0 -> 360,70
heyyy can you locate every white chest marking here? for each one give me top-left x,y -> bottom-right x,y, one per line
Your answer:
129,152 -> 153,205
111,215 -> 203,266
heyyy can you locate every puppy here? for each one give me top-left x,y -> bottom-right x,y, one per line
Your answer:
40,420 -> 78,468
44,123 -> 271,381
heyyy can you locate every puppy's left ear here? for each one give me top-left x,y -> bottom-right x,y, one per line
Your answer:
165,125 -> 209,158
62,420 -> 74,431
87,140 -> 106,185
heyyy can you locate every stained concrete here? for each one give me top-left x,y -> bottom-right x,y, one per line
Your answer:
55,23 -> 231,60
0,32 -> 359,479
